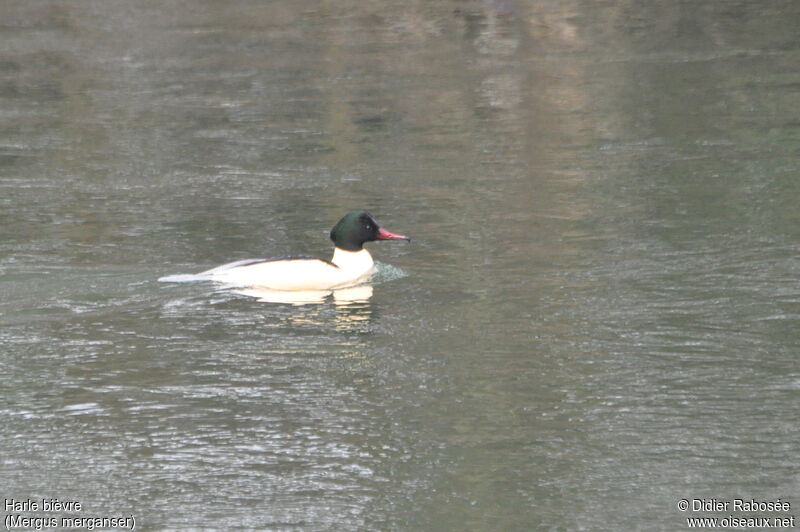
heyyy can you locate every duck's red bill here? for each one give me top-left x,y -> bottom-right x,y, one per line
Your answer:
376,227 -> 410,241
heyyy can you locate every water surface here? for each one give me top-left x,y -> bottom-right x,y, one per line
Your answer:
2,1 -> 799,530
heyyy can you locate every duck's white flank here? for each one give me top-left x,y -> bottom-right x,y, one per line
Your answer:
199,248 -> 375,291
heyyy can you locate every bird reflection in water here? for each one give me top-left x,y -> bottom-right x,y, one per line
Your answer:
232,285 -> 373,305
232,285 -> 375,334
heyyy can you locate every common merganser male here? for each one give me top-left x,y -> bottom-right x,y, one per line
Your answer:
186,210 -> 409,291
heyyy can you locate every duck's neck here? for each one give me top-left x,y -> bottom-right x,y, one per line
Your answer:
331,247 -> 374,273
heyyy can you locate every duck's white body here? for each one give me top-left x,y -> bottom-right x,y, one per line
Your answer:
198,248 -> 375,291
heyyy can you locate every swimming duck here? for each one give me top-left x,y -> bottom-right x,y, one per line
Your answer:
184,210 -> 409,291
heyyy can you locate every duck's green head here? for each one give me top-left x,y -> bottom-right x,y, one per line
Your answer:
329,210 -> 410,251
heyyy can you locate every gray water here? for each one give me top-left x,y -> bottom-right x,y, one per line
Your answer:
2,1 -> 799,530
